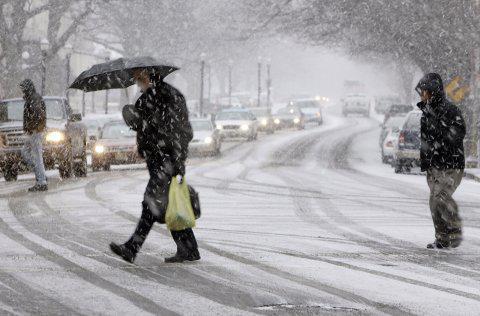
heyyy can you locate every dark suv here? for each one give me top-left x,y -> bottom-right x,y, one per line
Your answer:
0,97 -> 87,181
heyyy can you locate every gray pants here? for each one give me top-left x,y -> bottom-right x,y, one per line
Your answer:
426,168 -> 463,247
22,132 -> 47,185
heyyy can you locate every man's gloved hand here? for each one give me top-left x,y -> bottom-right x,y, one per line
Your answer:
174,163 -> 185,177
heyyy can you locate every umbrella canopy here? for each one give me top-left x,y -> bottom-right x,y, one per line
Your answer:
69,56 -> 178,92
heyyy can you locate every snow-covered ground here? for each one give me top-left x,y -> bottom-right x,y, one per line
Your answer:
0,109 -> 480,315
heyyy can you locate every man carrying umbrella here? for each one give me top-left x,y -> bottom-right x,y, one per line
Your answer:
70,57 -> 200,263
109,69 -> 200,263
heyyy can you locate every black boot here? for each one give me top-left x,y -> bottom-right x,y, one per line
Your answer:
28,184 -> 48,192
110,242 -> 136,263
427,240 -> 449,249
165,229 -> 200,263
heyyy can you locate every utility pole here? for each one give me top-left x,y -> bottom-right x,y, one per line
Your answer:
82,91 -> 86,117
65,43 -> 73,103
104,56 -> 110,114
40,38 -> 49,96
208,64 -> 212,104
266,59 -> 272,113
257,57 -> 262,107
199,53 -> 206,117
228,60 -> 233,106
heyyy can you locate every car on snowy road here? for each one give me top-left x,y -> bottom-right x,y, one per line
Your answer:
249,107 -> 275,134
342,94 -> 370,117
393,110 -> 422,173
189,119 -> 221,156
92,120 -> 141,171
382,129 -> 400,165
379,115 -> 406,162
273,106 -> 305,130
0,96 -> 87,181
289,98 -> 323,125
214,109 -> 258,141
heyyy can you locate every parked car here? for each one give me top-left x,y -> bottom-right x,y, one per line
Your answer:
384,104 -> 414,123
273,106 -> 305,130
374,95 -> 402,114
0,96 -> 87,181
214,109 -> 258,141
393,110 -> 422,173
382,129 -> 400,164
342,95 -> 370,117
83,118 -> 103,152
289,99 -> 323,125
379,115 -> 406,149
92,120 -> 141,171
250,107 -> 275,134
189,119 -> 221,156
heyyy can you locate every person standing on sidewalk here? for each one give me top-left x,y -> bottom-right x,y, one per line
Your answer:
20,79 -> 48,192
415,73 -> 466,249
110,69 -> 200,263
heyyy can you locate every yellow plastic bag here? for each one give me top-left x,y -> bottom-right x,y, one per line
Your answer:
165,177 -> 196,231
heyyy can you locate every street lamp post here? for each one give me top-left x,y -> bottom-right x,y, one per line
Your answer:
199,53 -> 206,117
228,59 -> 233,106
104,56 -> 110,114
65,43 -> 73,103
266,58 -> 272,112
40,38 -> 50,96
257,57 -> 262,107
208,64 -> 212,104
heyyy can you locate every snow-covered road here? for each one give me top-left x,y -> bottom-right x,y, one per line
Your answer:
1,111 -> 480,315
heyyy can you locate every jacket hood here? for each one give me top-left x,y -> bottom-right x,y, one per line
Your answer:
415,73 -> 445,101
19,79 -> 36,99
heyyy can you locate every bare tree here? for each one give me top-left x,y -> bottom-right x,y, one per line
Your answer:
0,0 -> 95,98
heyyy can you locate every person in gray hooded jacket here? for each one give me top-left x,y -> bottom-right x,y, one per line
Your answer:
20,79 -> 48,192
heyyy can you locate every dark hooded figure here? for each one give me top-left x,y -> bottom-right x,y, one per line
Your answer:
20,79 -> 48,192
110,69 -> 199,263
415,73 -> 466,249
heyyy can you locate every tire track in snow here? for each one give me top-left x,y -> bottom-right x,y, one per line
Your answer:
82,167 -> 408,315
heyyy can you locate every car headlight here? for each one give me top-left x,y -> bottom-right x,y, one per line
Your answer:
261,119 -> 268,126
316,112 -> 321,117
240,124 -> 250,131
293,117 -> 300,124
274,118 -> 280,125
94,145 -> 105,154
204,136 -> 213,144
216,124 -> 223,130
45,131 -> 65,143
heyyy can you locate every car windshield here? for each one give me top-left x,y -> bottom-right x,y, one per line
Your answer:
101,123 -> 136,139
293,100 -> 318,108
389,104 -> 412,114
85,120 -> 101,131
0,99 -> 65,122
191,120 -> 212,131
250,109 -> 269,117
385,116 -> 405,128
346,99 -> 367,106
404,113 -> 421,130
277,108 -> 298,115
216,111 -> 249,120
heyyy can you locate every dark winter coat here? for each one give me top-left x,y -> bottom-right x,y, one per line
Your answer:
21,80 -> 46,134
416,74 -> 466,171
131,81 -> 193,176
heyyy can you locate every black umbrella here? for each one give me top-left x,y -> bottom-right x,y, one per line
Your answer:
69,56 -> 178,92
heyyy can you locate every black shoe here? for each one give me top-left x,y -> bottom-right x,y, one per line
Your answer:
165,253 -> 186,263
28,184 -> 48,192
165,250 -> 201,263
186,249 -> 201,261
427,240 -> 449,249
110,242 -> 136,263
